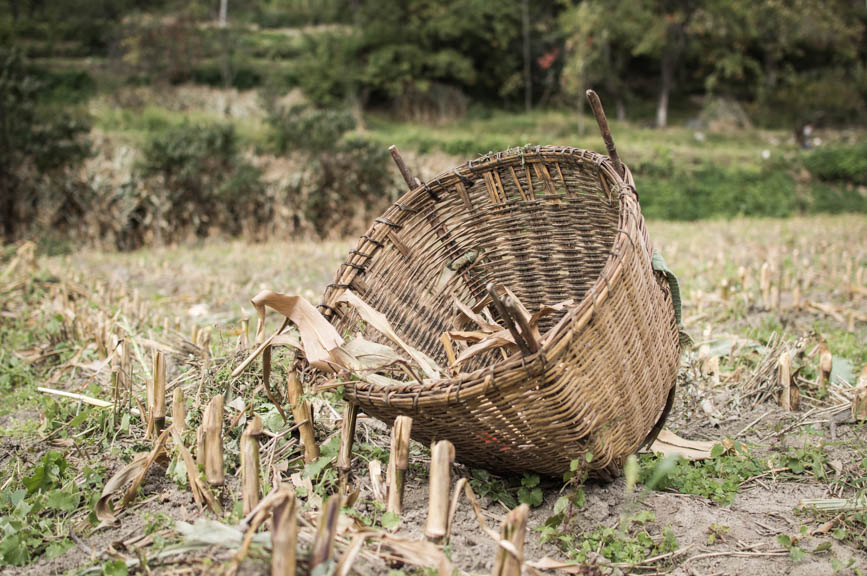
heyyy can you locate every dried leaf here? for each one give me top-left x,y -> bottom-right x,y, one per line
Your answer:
527,557 -> 594,573
338,290 -> 441,379
339,336 -> 406,371
453,298 -> 500,333
251,290 -> 345,371
120,428 -> 170,508
528,298 -> 576,329
170,427 -> 221,514
175,519 -> 269,548
452,331 -> 517,368
37,387 -> 112,408
96,453 -> 149,523
641,429 -> 718,460
369,532 -> 453,576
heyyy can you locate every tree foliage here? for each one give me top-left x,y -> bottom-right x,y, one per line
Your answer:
556,0 -> 865,127
0,48 -> 91,241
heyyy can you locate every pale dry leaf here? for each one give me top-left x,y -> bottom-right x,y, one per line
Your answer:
641,428 -> 718,460
528,298 -> 576,329
96,453 -> 150,523
338,290 -> 441,379
369,532 -> 454,576
37,387 -> 112,408
251,289 -> 345,371
339,336 -> 405,371
453,298 -> 500,332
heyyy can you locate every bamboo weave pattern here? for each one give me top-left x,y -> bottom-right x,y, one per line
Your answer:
320,146 -> 680,475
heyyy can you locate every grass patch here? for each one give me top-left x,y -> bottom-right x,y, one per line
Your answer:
638,448 -> 766,505
364,110 -> 865,219
92,103 -> 268,148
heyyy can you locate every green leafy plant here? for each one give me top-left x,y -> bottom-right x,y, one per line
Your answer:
777,533 -> 808,563
706,523 -> 730,545
773,443 -> 830,481
468,469 -> 517,508
554,511 -> 678,565
138,121 -> 269,245
303,435 -> 342,498
517,473 -> 543,508
538,489 -> 586,545
638,446 -> 765,505
0,48 -> 91,242
0,451 -> 102,566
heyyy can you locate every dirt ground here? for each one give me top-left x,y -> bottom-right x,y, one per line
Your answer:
1,215 -> 865,575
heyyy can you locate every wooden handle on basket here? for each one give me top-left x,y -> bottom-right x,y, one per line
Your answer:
585,89 -> 624,178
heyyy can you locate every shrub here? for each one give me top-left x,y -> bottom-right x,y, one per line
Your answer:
292,31 -> 361,109
267,102 -> 397,236
300,136 -> 393,237
271,105 -> 356,155
803,142 -> 867,186
637,155 -> 866,220
190,61 -> 263,90
137,122 -> 269,245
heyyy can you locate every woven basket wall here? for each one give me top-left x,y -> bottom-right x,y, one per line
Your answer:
320,146 -> 680,476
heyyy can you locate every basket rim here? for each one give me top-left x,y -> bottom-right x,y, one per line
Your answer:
322,145 -> 648,406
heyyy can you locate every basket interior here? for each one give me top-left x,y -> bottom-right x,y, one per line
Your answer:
327,150 -> 621,372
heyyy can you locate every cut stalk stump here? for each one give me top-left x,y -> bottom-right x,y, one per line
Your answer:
425,440 -> 455,543
241,415 -> 263,515
310,494 -> 341,572
287,371 -> 319,463
152,350 -> 166,437
387,416 -> 413,516
491,504 -> 529,576
778,351 -> 799,412
172,387 -> 185,433
204,395 -> 225,486
337,403 -> 359,494
271,486 -> 298,576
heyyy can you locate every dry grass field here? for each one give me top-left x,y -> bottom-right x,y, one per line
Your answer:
1,215 -> 865,575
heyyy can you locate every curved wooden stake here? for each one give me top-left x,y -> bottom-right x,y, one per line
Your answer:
388,145 -> 420,189
585,89 -> 623,178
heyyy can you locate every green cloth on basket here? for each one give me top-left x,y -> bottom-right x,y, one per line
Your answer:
651,249 -> 693,350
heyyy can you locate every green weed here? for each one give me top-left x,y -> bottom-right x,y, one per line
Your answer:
638,445 -> 765,505
549,510 -> 679,565
0,451 -> 104,566
468,469 -> 517,508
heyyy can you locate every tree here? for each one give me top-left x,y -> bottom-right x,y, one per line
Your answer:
559,0 -> 637,124
689,0 -> 864,129
621,0 -> 697,128
352,0 -> 532,113
0,49 -> 90,240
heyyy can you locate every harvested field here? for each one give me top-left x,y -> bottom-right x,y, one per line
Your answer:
1,215 -> 865,575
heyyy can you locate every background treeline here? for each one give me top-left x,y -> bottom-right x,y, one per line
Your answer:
1,0 -> 865,248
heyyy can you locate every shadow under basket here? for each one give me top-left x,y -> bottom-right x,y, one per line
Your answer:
320,145 -> 680,477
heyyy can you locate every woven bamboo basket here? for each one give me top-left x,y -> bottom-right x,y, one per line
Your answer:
319,95 -> 680,476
